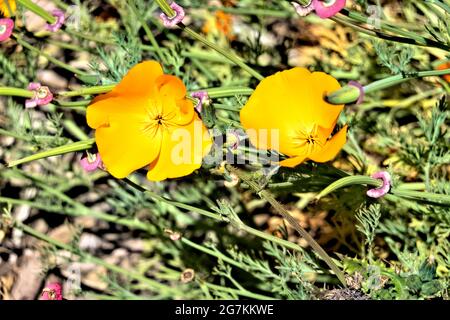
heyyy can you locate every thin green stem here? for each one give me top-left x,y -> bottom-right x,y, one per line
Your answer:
14,35 -> 90,77
129,0 -> 166,64
226,165 -> 347,286
0,87 -> 33,98
58,85 -> 115,97
200,281 -> 273,300
16,0 -> 56,24
7,138 -> 95,167
206,87 -> 254,98
327,68 -> 450,105
181,25 -> 264,81
122,178 -> 312,255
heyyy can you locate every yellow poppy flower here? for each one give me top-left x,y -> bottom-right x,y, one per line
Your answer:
86,61 -> 212,181
0,0 -> 16,17
240,67 -> 347,168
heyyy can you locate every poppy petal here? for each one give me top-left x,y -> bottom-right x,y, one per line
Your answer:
146,117 -> 212,181
95,112 -> 163,179
279,155 -> 307,168
309,125 -> 348,163
113,61 -> 164,96
87,96 -> 148,129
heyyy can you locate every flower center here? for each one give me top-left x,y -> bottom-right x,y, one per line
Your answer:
292,124 -> 324,155
37,87 -> 49,99
155,114 -> 164,125
0,25 -> 6,34
321,0 -> 337,7
142,102 -> 173,137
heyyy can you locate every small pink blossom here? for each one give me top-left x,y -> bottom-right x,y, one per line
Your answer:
25,83 -> 53,108
227,130 -> 246,151
224,173 -> 239,188
312,0 -> 346,19
0,18 -> 14,42
160,2 -> 185,28
367,171 -> 392,198
191,91 -> 209,113
80,153 -> 103,172
41,283 -> 63,300
292,0 -> 346,19
291,1 -> 315,17
348,81 -> 365,105
46,9 -> 65,32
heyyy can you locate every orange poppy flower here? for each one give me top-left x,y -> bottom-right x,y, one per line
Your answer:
436,62 -> 450,82
240,67 -> 347,168
86,61 -> 212,181
0,0 -> 16,17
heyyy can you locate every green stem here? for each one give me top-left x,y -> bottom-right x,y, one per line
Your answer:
16,0 -> 57,24
316,175 -> 450,206
327,68 -> 450,105
226,165 -> 347,286
7,139 -> 95,167
156,0 -> 263,79
335,9 -> 450,51
181,25 -> 264,81
316,176 -> 382,200
200,281 -> 273,300
180,238 -> 245,270
14,35 -> 89,77
0,87 -> 33,98
123,178 -> 311,255
129,0 -> 166,64
58,85 -> 115,97
391,189 -> 450,206
64,29 -> 116,45
206,87 -> 254,98
208,6 -> 292,18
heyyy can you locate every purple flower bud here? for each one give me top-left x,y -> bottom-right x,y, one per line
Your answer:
312,0 -> 346,19
160,2 -> 185,28
46,9 -> 65,32
25,83 -> 53,108
367,171 -> 392,198
348,81 -> 365,105
80,153 -> 103,172
291,1 -> 314,17
191,90 -> 209,113
0,18 -> 14,42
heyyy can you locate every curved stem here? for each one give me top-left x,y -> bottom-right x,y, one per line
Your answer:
327,68 -> 450,105
7,139 -> 95,168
